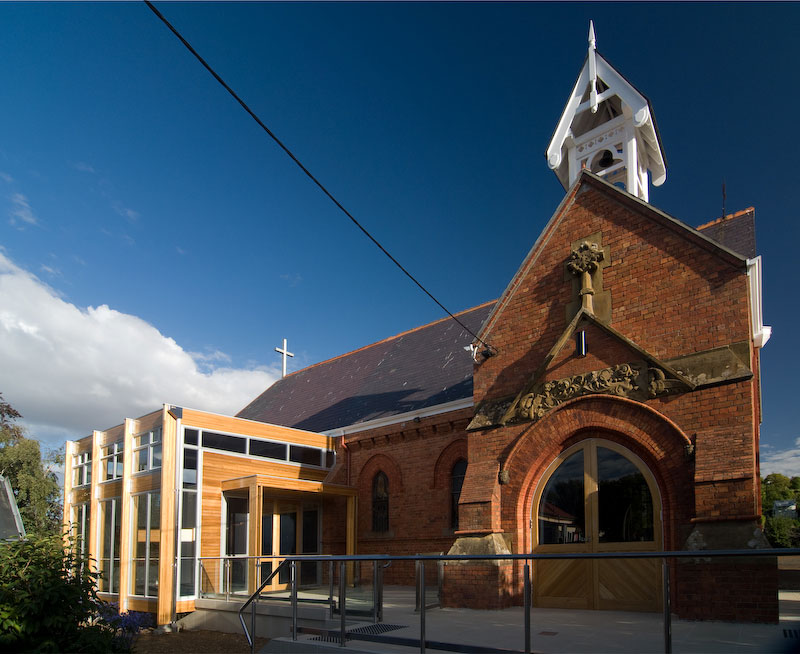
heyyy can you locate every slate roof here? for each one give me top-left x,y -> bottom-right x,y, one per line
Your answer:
695,207 -> 756,259
237,301 -> 495,433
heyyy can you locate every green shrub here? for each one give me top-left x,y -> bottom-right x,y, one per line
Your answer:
763,515 -> 800,548
0,534 -> 128,653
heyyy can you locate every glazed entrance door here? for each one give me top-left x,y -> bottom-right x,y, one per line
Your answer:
533,439 -> 662,611
259,499 -> 320,591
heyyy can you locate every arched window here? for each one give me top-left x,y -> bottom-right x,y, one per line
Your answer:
372,471 -> 389,532
451,459 -> 468,529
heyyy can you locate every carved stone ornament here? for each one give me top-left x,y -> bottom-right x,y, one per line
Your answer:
648,367 -> 685,398
567,241 -> 605,276
467,398 -> 513,431
515,363 -> 640,422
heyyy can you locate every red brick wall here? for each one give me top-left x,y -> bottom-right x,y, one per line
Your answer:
324,409 -> 472,584
475,184 -> 751,406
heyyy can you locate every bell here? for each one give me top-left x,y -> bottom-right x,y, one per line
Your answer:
598,150 -> 615,168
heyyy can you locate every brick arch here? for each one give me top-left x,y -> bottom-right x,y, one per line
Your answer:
500,394 -> 694,554
431,438 -> 468,490
357,452 -> 404,496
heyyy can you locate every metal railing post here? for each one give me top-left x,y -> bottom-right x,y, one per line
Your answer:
339,561 -> 347,647
291,560 -> 298,641
372,560 -> 379,624
415,560 -> 420,611
663,558 -> 672,654
378,561 -> 384,622
419,561 -> 426,654
524,561 -> 531,654
226,558 -> 231,602
328,561 -> 335,619
250,599 -> 256,654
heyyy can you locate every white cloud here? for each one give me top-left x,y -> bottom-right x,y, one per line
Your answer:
9,193 -> 38,227
280,272 -> 303,288
760,440 -> 800,478
39,264 -> 62,277
70,161 -> 96,174
0,253 -> 279,448
0,172 -> 14,183
112,202 -> 139,223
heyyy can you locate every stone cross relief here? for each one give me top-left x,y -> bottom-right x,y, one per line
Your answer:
567,241 -> 605,315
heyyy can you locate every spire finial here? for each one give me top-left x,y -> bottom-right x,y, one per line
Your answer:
588,21 -> 598,113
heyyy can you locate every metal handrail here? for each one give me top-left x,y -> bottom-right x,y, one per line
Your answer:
237,559 -> 290,653
236,548 -> 799,654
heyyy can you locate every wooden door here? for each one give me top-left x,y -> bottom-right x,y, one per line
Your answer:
533,439 -> 662,611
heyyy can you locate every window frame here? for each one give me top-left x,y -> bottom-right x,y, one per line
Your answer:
371,471 -> 389,533
450,459 -> 468,530
132,428 -> 162,474
72,450 -> 92,487
100,441 -> 124,482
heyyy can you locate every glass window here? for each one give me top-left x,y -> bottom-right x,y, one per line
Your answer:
98,498 -> 121,594
451,459 -> 468,530
372,472 -> 389,532
597,447 -> 654,543
183,449 -> 197,488
72,451 -> 92,487
71,502 -> 91,559
133,428 -> 162,473
249,439 -> 287,461
101,441 -> 123,481
178,490 -> 197,598
131,492 -> 161,598
202,431 -> 246,454
538,451 -> 585,545
289,445 -> 321,466
184,428 -> 198,446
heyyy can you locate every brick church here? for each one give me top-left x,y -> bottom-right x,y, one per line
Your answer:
64,26 -> 774,625
240,26 -> 774,620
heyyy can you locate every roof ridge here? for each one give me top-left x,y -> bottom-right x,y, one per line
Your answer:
696,206 -> 755,231
283,299 -> 497,378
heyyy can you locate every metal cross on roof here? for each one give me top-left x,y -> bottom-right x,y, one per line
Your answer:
275,338 -> 294,378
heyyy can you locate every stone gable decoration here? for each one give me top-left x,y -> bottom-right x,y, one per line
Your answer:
565,234 -> 611,323
514,362 -> 640,422
467,299 -> 756,432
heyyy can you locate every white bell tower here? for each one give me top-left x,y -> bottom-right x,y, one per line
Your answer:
546,22 -> 666,202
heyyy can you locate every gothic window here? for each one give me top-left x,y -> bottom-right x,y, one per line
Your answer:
372,471 -> 389,532
451,459 -> 468,529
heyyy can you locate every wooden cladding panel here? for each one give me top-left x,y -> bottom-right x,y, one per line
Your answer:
62,441 -> 75,546
203,452 -> 329,485
157,407 -> 178,626
99,424 -> 125,448
130,471 -> 161,494
97,481 -> 123,500
132,410 -> 162,434
127,597 -> 157,613
182,408 -> 332,449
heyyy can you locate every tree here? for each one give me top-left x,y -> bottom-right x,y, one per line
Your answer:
762,472 -> 795,513
0,393 -> 61,536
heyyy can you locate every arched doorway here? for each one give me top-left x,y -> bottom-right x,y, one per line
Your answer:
532,438 -> 663,611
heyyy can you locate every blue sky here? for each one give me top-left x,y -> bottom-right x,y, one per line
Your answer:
0,2 -> 797,474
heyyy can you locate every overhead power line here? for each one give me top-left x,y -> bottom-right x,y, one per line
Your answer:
143,0 -> 496,354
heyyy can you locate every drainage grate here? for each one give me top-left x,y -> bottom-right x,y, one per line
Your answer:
310,634 -> 349,643
538,631 -> 558,636
348,623 -> 407,635
784,629 -> 800,639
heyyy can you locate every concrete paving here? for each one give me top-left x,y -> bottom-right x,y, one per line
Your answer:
264,588 -> 800,653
